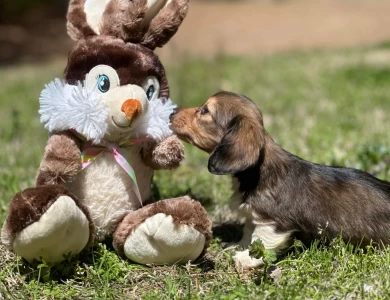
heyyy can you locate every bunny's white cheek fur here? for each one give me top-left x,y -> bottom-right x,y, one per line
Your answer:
66,145 -> 153,241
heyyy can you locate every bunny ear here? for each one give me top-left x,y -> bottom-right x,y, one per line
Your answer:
66,0 -> 98,41
100,0 -> 189,49
99,0 -> 150,44
67,0 -> 128,41
140,0 -> 190,50
67,0 -> 189,48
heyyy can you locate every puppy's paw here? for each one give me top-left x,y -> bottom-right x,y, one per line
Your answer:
234,249 -> 264,272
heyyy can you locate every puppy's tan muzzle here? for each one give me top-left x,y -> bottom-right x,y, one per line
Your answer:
121,99 -> 142,121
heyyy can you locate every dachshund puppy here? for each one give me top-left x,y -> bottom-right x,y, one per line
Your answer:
170,91 -> 390,270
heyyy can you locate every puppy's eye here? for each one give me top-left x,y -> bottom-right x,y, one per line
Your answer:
97,74 -> 110,93
200,107 -> 209,115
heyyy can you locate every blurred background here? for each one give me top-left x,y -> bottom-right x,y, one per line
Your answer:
1,0 -> 390,64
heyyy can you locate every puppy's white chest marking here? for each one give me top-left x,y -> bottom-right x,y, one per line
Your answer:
230,178 -> 292,270
234,219 -> 292,271
251,220 -> 292,251
67,146 -> 153,240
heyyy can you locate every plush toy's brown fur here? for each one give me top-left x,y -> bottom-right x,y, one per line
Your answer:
67,0 -> 96,41
67,0 -> 189,49
36,131 -> 82,186
64,36 -> 169,97
1,0 -> 212,266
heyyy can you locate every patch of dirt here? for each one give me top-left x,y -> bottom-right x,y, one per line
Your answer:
157,0 -> 390,59
1,0 -> 390,64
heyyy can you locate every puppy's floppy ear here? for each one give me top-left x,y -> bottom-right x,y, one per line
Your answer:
208,116 -> 263,175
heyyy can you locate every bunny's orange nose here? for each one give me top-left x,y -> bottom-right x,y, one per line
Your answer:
121,99 -> 143,121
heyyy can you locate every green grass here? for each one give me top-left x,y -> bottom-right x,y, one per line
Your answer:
1,44 -> 390,299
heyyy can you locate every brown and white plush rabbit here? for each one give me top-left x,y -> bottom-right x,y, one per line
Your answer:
1,0 -> 212,265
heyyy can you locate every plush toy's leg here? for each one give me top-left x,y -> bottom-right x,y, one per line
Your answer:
1,185 -> 94,263
113,197 -> 212,265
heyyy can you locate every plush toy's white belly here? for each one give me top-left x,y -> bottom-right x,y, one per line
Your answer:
66,146 -> 154,241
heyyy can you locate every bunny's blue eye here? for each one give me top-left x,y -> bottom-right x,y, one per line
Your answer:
146,85 -> 155,101
97,74 -> 110,93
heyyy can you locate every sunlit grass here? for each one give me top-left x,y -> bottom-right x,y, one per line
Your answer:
1,44 -> 390,298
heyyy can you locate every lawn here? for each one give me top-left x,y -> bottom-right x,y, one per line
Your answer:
1,43 -> 390,299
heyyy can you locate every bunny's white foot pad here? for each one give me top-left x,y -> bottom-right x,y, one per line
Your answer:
12,196 -> 90,263
123,213 -> 205,265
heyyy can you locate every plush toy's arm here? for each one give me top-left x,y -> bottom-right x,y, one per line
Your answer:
141,135 -> 184,170
36,131 -> 82,186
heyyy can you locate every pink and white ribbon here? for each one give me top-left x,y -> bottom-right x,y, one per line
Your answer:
72,130 -> 152,207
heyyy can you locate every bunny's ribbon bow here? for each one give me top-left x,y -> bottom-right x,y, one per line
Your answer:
72,130 -> 152,207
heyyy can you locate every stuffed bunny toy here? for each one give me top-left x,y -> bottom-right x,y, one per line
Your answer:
1,0 -> 212,266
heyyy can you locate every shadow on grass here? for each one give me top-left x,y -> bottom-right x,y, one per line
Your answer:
14,257 -> 81,284
13,239 -> 127,284
212,222 -> 244,244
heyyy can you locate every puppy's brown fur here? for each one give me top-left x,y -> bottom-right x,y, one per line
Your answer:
171,91 -> 390,259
